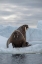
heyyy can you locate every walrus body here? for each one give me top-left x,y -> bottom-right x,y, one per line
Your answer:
6,24 -> 31,48
7,30 -> 27,48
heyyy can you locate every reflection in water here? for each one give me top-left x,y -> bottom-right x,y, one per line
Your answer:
12,54 -> 25,58
11,54 -> 26,64
0,54 -> 42,64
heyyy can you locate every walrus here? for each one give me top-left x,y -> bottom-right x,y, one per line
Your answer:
6,24 -> 31,48
7,30 -> 27,48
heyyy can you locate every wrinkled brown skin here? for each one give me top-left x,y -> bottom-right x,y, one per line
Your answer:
7,30 -> 27,48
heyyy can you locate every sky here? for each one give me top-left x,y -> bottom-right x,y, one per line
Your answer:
0,0 -> 42,26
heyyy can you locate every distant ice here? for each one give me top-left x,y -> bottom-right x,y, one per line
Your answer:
37,20 -> 42,29
0,25 -> 18,38
27,28 -> 42,43
0,36 -> 7,48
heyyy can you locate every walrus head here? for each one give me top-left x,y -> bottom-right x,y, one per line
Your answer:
21,25 -> 29,32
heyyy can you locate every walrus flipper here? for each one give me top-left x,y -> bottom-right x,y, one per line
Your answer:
12,43 -> 15,48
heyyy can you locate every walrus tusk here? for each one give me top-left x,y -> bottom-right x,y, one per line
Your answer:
25,27 -> 26,32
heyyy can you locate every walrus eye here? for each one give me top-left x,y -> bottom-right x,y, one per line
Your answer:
14,35 -> 15,38
25,27 -> 26,32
